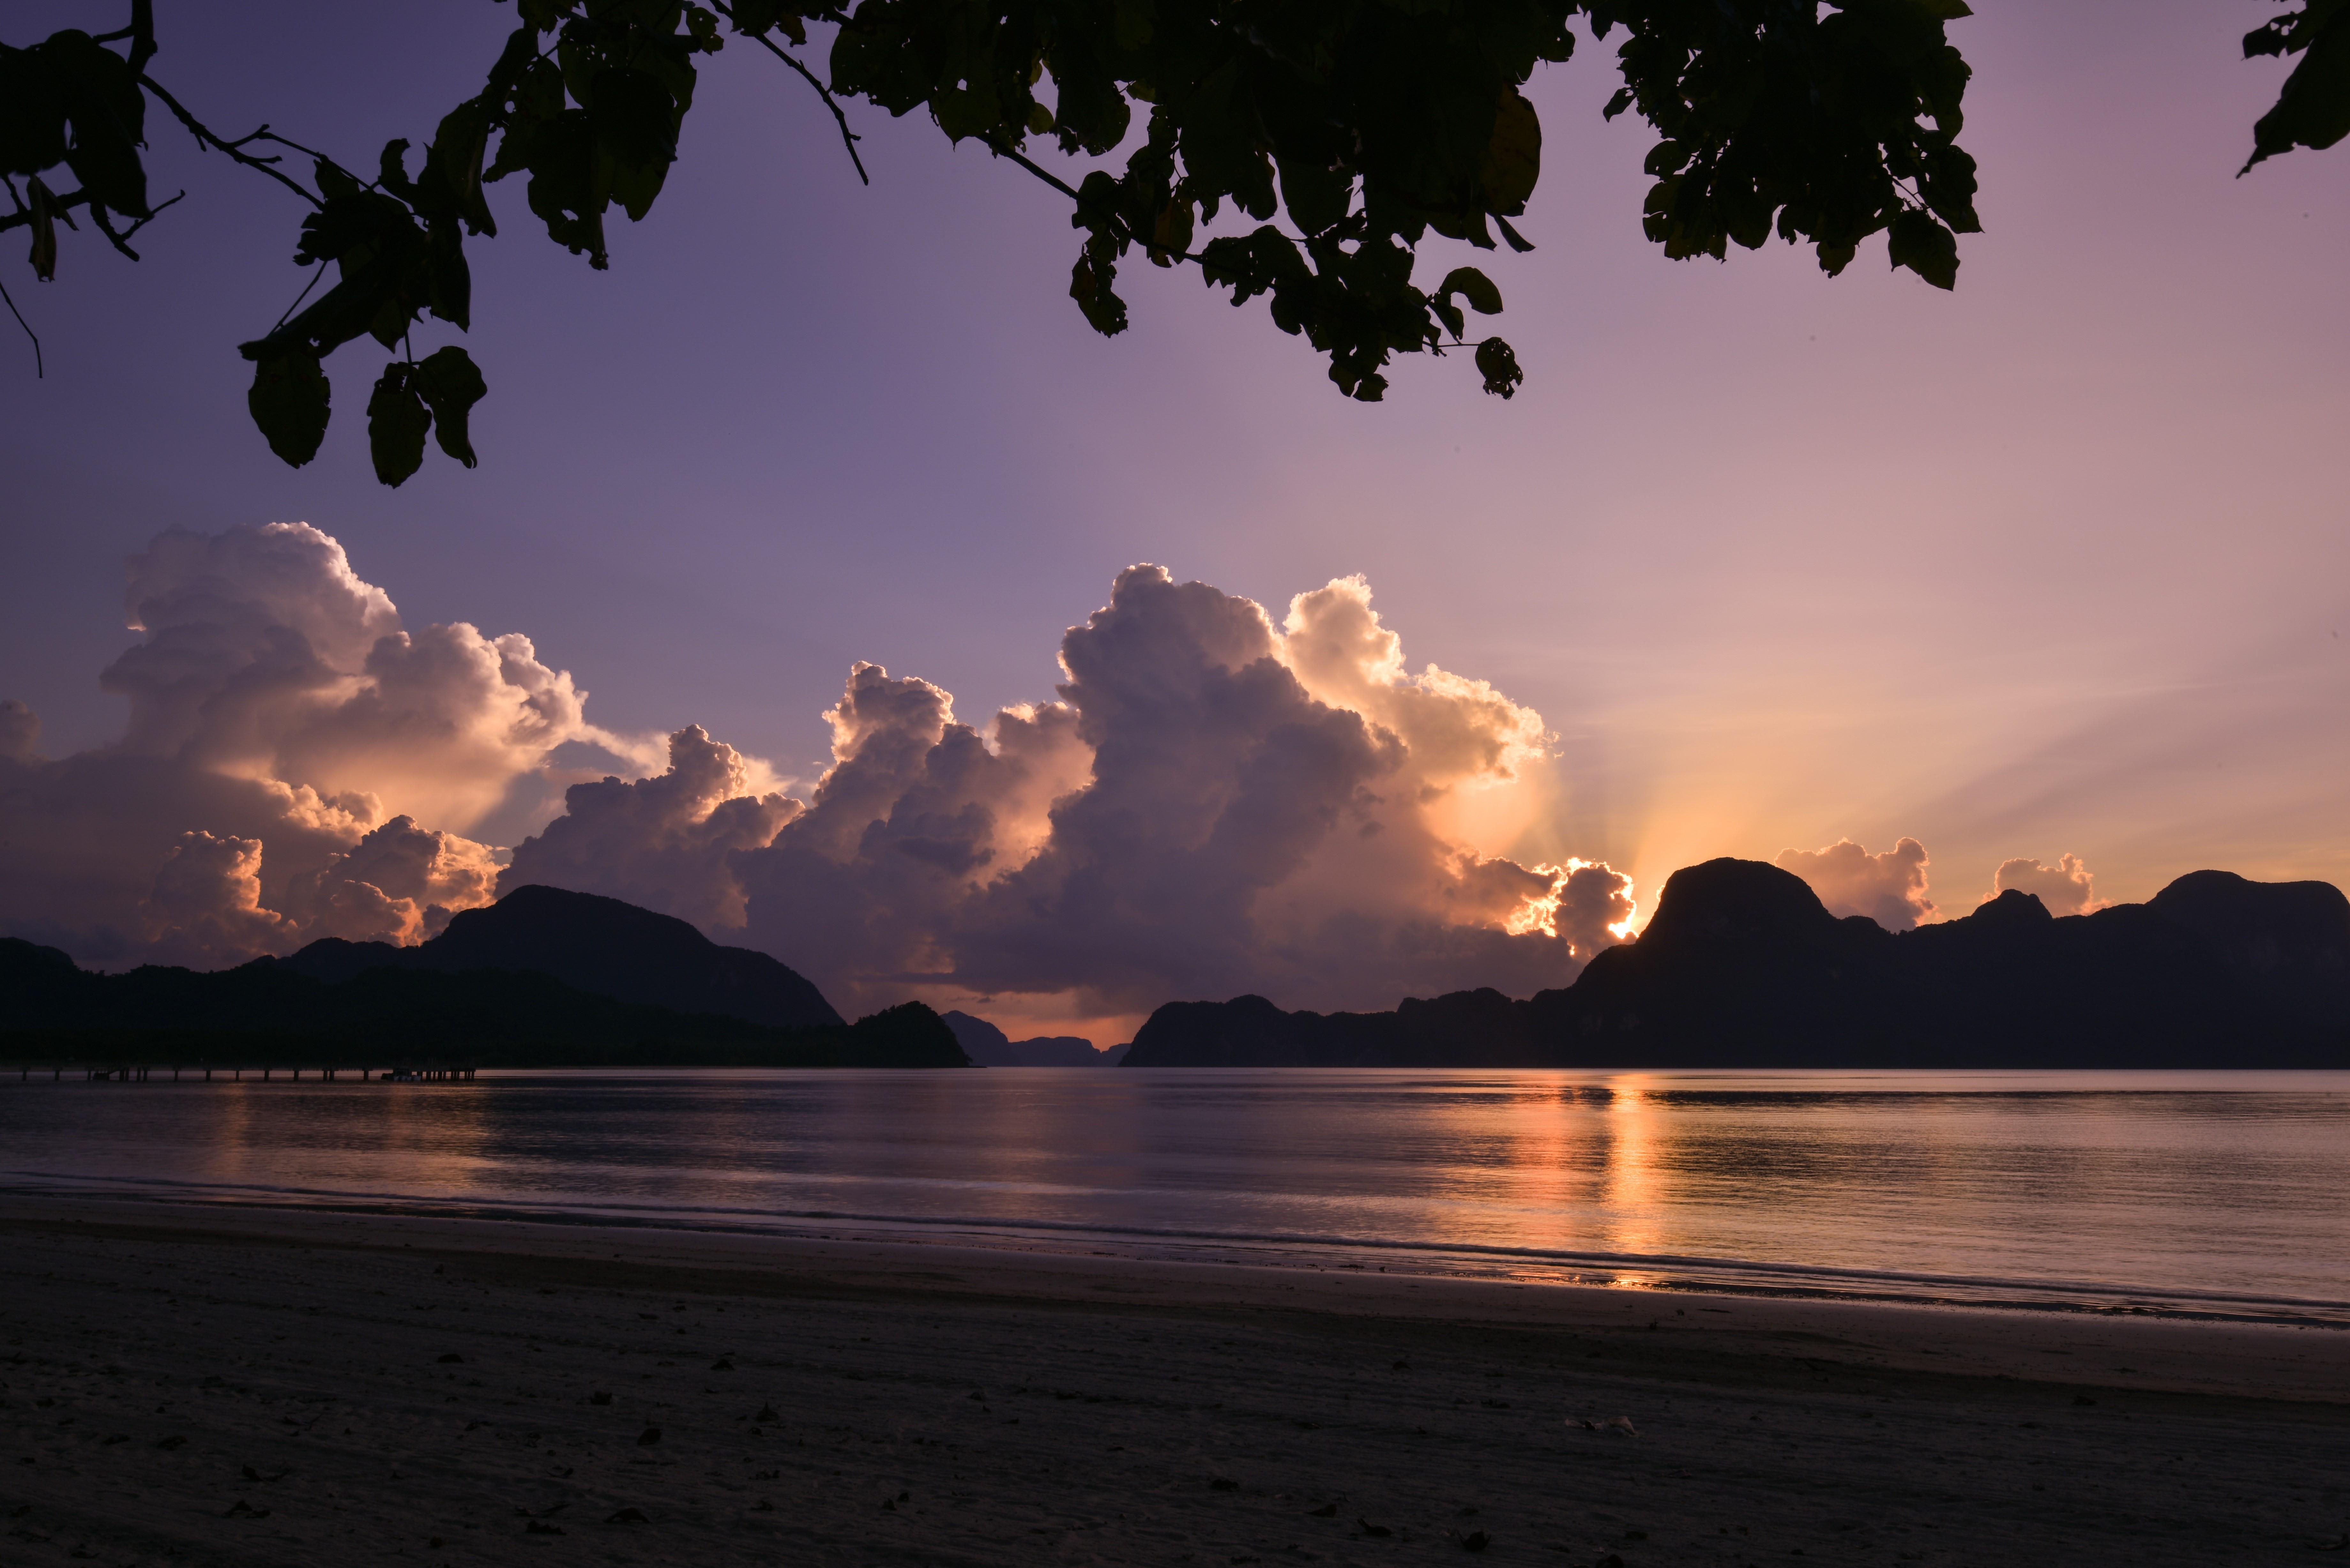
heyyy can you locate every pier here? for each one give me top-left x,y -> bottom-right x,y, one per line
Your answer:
5,1064 -> 477,1083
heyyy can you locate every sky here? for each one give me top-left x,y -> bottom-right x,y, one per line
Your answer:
3,2 -> 2346,1039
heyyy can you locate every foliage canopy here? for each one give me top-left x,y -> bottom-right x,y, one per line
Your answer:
0,2 -> 2339,486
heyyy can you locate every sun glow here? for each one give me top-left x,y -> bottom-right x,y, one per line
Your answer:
1502,858 -> 1640,952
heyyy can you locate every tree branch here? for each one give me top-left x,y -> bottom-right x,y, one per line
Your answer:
0,274 -> 42,378
709,4 -> 869,185
0,187 -> 90,237
138,77 -> 323,208
976,133 -> 1228,266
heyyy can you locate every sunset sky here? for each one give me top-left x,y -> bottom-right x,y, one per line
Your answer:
3,1 -> 2346,1037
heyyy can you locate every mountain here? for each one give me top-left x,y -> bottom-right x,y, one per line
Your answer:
0,886 -> 964,1068
1122,861 -> 2350,1068
942,1010 -> 1113,1066
275,884 -> 842,1028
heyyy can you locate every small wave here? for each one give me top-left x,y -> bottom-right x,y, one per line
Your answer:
7,1166 -> 2345,1328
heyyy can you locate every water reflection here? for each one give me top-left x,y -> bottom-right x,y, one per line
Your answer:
1,1068 -> 2345,1319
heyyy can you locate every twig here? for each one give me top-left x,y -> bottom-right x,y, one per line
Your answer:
0,275 -> 43,378
709,3 -> 869,184
976,133 -> 1223,266
268,260 -> 331,335
114,189 -> 185,245
0,187 -> 91,237
85,203 -> 143,260
238,127 -> 341,169
138,78 -> 322,208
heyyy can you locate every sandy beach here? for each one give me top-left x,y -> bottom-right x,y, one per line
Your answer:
1,1194 -> 2345,1566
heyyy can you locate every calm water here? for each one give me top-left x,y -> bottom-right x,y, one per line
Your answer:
2,1068 -> 2345,1322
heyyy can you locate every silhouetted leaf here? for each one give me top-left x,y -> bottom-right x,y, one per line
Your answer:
26,177 -> 57,280
414,345 -> 486,466
2243,4 -> 2350,170
367,362 -> 432,486
1885,208 -> 1959,290
246,352 -> 331,467
1481,88 -> 1541,214
1439,267 -> 1504,317
1474,337 -> 1521,399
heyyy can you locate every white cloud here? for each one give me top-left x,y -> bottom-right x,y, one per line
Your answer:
1990,853 -> 2105,916
0,523 -> 654,967
502,725 -> 804,930
1775,836 -> 1937,930
507,564 -> 1632,1018
8,538 -> 1630,1020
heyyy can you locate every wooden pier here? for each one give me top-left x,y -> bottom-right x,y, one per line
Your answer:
6,1064 -> 477,1083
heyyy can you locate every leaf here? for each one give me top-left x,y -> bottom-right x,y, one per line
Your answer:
1438,267 -> 1504,316
246,352 -> 332,467
1069,245 -> 1128,335
26,176 -> 58,281
377,139 -> 416,199
1885,208 -> 1959,289
590,66 -> 684,221
1276,153 -> 1352,237
427,103 -> 497,237
1481,88 -> 1541,214
366,362 -> 433,486
2243,6 -> 2350,170
413,345 -> 487,467
1474,337 -> 1522,399
41,30 -> 149,217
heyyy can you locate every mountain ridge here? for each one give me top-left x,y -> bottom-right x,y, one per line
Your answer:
1123,862 -> 2350,1068
272,884 -> 843,1029
0,884 -> 958,1067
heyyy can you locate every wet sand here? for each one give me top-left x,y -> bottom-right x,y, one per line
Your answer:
1,1193 -> 2345,1565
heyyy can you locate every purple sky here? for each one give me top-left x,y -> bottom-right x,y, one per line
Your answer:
4,0 -> 2347,938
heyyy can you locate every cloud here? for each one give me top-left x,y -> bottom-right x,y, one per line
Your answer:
1989,853 -> 2105,916
0,699 -> 39,762
502,725 -> 804,929
7,532 -> 1629,1017
1775,836 -> 1937,930
0,523 -> 641,966
507,564 -> 1632,1019
138,830 -> 289,969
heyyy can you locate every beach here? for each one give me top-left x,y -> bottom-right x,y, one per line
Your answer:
0,1195 -> 2344,1565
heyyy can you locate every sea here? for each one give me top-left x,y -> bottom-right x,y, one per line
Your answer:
3,1067 -> 2345,1325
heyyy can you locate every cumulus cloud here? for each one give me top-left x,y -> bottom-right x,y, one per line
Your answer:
503,725 -> 804,930
8,532 -> 1630,1018
1,523 -> 638,966
138,830 -> 288,969
1989,853 -> 2105,916
507,564 -> 1632,1020
1775,836 -> 1937,930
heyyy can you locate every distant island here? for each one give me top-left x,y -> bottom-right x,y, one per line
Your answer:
1123,861 -> 2350,1068
11,863 -> 2348,1072
941,1011 -> 1130,1067
0,885 -> 966,1069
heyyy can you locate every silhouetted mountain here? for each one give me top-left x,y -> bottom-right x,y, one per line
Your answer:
1123,861 -> 2350,1068
942,1010 -> 1111,1066
274,885 -> 841,1028
2145,870 -> 2350,1026
0,934 -> 962,1069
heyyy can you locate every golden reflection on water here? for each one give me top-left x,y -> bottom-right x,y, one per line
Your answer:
184,1081 -> 498,1193
1598,1078 -> 1662,1283
5,1069 -> 2349,1314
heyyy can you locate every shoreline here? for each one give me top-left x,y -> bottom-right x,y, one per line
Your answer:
10,1174 -> 2349,1331
2,1192 -> 2347,1565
